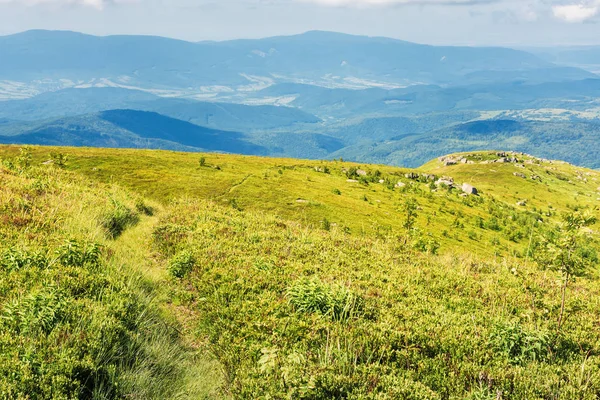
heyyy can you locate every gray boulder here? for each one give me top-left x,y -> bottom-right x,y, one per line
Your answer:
461,183 -> 478,195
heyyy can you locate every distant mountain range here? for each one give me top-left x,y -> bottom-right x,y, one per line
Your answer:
0,30 -> 595,100
1,30 -> 599,170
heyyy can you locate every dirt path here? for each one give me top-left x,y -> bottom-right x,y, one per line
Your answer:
110,210 -> 228,399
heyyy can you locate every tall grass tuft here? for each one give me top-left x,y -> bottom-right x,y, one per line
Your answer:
100,199 -> 140,239
287,278 -> 362,321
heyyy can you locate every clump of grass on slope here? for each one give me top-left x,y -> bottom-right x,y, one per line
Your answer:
287,277 -> 362,321
100,198 -> 140,239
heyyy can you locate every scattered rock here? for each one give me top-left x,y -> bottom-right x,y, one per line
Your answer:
347,179 -> 359,183
421,173 -> 437,182
42,160 -> 54,165
356,169 -> 367,176
296,199 -> 308,203
517,200 -> 527,207
395,182 -> 406,188
378,179 -> 385,184
513,172 -> 526,179
405,173 -> 419,180
435,176 -> 455,188
461,183 -> 478,195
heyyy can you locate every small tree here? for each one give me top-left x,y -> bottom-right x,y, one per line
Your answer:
535,211 -> 597,331
402,198 -> 419,231
16,146 -> 33,169
50,152 -> 68,168
199,157 -> 206,167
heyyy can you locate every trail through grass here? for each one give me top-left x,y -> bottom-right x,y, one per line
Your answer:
108,205 -> 228,399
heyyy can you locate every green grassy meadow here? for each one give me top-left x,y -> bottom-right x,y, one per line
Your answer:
1,145 -> 599,398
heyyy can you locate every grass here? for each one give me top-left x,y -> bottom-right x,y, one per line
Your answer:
1,145 -> 599,398
1,145 -> 598,259
0,158 -> 225,399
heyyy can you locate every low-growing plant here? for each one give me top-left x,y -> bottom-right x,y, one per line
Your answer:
287,277 -> 362,321
489,322 -> 550,365
0,248 -> 48,271
135,198 -> 154,216
152,223 -> 190,255
168,250 -> 196,278
15,146 -> 32,170
55,239 -> 102,269
100,199 -> 139,239
2,287 -> 67,335
49,152 -> 68,167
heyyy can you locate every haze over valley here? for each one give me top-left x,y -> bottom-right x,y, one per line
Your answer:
2,29 -> 600,168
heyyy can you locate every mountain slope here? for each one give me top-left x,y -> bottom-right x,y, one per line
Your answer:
0,110 -> 268,154
0,87 -> 321,131
331,118 -> 600,169
1,145 -> 599,398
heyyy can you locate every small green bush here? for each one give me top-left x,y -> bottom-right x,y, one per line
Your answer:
168,251 -> 196,279
100,199 -> 139,239
489,322 -> 549,365
49,152 -> 68,167
0,248 -> 48,271
135,199 -> 154,216
332,188 -> 341,195
2,288 -> 67,335
55,239 -> 102,269
287,278 -> 362,321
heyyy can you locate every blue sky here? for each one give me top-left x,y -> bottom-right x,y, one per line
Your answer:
1,0 -> 600,46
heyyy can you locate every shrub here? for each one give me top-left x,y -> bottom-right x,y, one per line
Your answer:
321,218 -> 331,231
168,251 -> 196,279
2,287 -> 67,335
489,322 -> 549,365
287,278 -> 362,321
135,199 -> 154,216
100,199 -> 139,239
55,239 -> 102,269
15,146 -> 32,169
332,188 -> 341,195
199,157 -> 206,167
49,152 -> 68,167
0,248 -> 48,271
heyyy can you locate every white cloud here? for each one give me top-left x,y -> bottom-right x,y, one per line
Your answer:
0,0 -> 138,10
296,0 -> 493,6
552,3 -> 599,22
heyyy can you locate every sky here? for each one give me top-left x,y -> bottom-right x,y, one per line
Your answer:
1,0 -> 600,46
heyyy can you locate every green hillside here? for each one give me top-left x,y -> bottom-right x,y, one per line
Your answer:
1,145 -> 600,398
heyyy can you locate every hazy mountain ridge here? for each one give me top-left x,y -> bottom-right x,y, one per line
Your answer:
0,30 -> 594,101
1,30 -> 600,170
